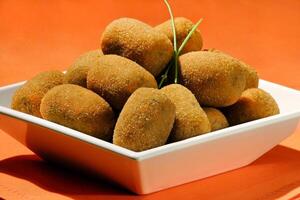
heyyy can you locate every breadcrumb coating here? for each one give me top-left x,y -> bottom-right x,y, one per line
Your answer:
40,84 -> 115,141
161,84 -> 211,141
87,55 -> 157,110
222,88 -> 280,125
207,49 -> 259,89
179,51 -> 246,107
155,17 -> 203,54
203,107 -> 229,131
101,18 -> 173,76
11,70 -> 64,117
113,88 -> 175,151
64,49 -> 103,87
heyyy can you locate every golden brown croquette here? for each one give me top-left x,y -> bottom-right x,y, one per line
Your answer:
203,107 -> 229,131
87,55 -> 157,110
113,88 -> 175,151
64,49 -> 103,87
241,62 -> 259,89
11,70 -> 64,117
155,17 -> 203,54
206,49 -> 259,89
101,18 -> 173,76
222,88 -> 280,125
40,84 -> 115,141
161,84 -> 211,141
179,51 -> 246,107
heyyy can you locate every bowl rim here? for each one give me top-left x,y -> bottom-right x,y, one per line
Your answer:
1,80 -> 300,161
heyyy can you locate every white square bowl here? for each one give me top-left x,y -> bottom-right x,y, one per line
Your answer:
0,80 -> 299,194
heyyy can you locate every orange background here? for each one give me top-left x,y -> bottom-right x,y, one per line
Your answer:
0,0 -> 300,199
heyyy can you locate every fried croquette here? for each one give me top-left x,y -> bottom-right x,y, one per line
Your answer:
101,18 -> 173,76
222,88 -> 280,125
87,55 -> 157,110
179,51 -> 246,107
155,17 -> 203,54
203,107 -> 229,131
241,62 -> 259,89
161,84 -> 211,141
207,49 -> 259,89
11,71 -> 64,117
64,49 -> 103,87
113,88 -> 175,151
40,84 -> 115,141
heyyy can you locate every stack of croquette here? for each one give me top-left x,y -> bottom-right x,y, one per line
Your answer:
11,17 -> 279,152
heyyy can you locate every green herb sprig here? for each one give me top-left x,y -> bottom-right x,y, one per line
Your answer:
158,0 -> 203,88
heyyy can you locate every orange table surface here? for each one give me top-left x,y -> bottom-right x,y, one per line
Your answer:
0,0 -> 300,199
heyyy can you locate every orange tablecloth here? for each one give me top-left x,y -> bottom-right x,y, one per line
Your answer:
0,0 -> 300,199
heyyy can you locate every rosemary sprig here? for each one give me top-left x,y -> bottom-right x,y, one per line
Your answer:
158,0 -> 203,88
